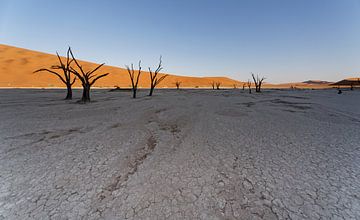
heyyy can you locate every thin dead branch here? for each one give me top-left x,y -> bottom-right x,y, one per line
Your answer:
126,61 -> 142,98
148,56 -> 168,96
33,47 -> 76,99
251,73 -> 265,92
69,48 -> 109,102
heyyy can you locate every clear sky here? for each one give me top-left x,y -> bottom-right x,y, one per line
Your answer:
1,0 -> 359,83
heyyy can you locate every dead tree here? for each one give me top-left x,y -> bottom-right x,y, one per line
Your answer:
69,48 -> 109,102
211,81 -> 216,90
148,56 -> 168,96
251,73 -> 265,92
175,81 -> 182,90
215,82 -> 221,90
126,61 -> 142,98
34,47 -> 76,99
247,80 -> 252,94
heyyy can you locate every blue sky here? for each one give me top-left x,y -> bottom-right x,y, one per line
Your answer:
1,0 -> 359,83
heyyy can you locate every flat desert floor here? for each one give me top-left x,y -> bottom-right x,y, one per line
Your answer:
0,89 -> 359,220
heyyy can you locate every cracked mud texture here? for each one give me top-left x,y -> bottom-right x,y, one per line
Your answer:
0,89 -> 359,219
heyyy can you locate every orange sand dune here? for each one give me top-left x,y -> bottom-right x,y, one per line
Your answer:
0,44 -> 242,88
263,82 -> 332,89
1,44 -> 350,89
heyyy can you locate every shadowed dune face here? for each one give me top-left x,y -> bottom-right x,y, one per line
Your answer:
0,44 -> 242,88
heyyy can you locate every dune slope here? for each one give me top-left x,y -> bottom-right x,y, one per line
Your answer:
0,44 -> 241,88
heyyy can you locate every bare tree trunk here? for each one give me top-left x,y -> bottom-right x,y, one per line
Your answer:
175,81 -> 181,89
247,80 -> 252,94
148,56 -> 167,96
65,84 -> 72,100
125,61 -> 142,99
216,82 -> 221,90
69,48 -> 109,103
81,84 -> 91,102
251,73 -> 265,93
149,86 -> 154,96
34,47 -> 76,100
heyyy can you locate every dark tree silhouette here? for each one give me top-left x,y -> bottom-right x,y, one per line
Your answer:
148,56 -> 168,96
126,61 -> 142,98
247,80 -> 252,94
211,81 -> 215,90
34,47 -> 76,99
215,82 -> 221,90
69,48 -> 109,102
251,73 -> 265,92
175,81 -> 182,89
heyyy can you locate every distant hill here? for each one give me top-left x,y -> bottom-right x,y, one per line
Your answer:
345,77 -> 360,81
0,44 -> 241,88
331,78 -> 360,86
302,80 -> 333,85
